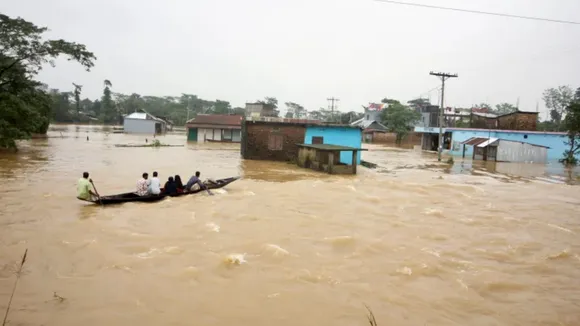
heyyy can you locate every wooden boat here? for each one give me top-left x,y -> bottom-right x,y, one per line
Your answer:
81,176 -> 239,206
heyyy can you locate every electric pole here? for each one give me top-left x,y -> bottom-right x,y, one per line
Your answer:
327,97 -> 340,122
429,71 -> 458,161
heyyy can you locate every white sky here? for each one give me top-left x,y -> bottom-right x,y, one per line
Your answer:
2,0 -> 580,118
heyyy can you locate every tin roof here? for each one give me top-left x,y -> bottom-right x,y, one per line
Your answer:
461,137 -> 499,147
186,114 -> 243,126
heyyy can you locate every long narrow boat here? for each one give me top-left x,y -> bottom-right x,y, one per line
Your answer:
80,176 -> 239,206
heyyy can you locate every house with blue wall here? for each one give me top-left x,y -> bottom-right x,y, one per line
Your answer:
304,125 -> 363,165
415,126 -> 568,161
241,118 -> 364,165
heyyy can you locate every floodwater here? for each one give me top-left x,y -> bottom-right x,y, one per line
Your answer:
1,125 -> 580,326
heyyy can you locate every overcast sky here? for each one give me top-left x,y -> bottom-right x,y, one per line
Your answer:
2,0 -> 580,118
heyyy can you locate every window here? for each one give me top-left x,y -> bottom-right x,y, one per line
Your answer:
268,134 -> 283,150
312,136 -> 324,144
223,129 -> 233,140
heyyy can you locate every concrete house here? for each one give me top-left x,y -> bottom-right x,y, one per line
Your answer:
123,111 -> 167,134
186,114 -> 243,142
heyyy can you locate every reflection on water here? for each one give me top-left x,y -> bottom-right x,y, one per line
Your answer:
0,126 -> 580,326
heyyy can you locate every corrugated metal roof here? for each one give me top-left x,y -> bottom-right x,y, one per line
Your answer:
186,114 -> 243,126
126,112 -> 148,120
461,137 -> 498,147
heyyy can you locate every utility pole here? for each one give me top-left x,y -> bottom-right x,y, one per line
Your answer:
429,71 -> 458,161
327,97 -> 340,123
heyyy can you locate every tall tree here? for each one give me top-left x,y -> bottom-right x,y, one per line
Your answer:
0,13 -> 95,149
72,83 -> 82,119
560,100 -> 580,165
543,86 -> 574,130
258,97 -> 279,117
101,79 -> 115,123
284,102 -> 305,118
381,101 -> 421,144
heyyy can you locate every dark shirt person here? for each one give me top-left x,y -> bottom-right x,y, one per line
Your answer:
185,171 -> 213,195
164,176 -> 178,196
174,175 -> 184,193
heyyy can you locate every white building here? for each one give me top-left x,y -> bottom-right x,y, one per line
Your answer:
123,111 -> 167,134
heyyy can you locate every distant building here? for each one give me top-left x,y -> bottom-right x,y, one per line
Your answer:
245,102 -> 276,118
123,111 -> 167,134
185,114 -> 243,142
351,103 -> 388,143
241,118 -> 363,164
460,137 -> 549,163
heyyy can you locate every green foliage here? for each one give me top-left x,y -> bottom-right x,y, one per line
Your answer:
560,101 -> 580,165
543,86 -> 574,129
284,101 -> 305,119
100,79 -> 116,124
0,13 -> 95,149
381,101 -> 421,144
257,97 -> 279,117
494,103 -> 518,115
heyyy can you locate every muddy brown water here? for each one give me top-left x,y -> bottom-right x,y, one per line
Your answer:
1,125 -> 580,326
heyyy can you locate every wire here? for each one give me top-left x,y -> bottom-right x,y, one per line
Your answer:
373,0 -> 580,25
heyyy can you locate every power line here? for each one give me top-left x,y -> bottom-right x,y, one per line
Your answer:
373,0 -> 580,25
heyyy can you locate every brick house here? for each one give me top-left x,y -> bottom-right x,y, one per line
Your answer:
497,111 -> 538,131
241,118 -> 363,163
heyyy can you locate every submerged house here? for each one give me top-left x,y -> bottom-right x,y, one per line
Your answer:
123,111 -> 167,134
241,118 -> 365,174
460,137 -> 549,163
351,103 -> 388,143
185,114 -> 243,142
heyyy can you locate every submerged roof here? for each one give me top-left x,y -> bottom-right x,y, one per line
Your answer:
124,111 -> 165,123
186,114 -> 243,126
297,144 -> 368,151
351,119 -> 388,131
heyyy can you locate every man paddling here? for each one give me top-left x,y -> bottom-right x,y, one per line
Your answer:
77,172 -> 98,201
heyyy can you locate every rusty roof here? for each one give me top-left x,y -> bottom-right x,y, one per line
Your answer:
186,114 -> 243,126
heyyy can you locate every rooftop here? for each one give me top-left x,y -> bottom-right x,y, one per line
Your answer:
297,144 -> 368,151
461,137 -> 551,148
245,118 -> 361,129
186,114 -> 243,126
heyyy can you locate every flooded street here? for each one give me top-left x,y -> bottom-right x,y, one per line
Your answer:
1,125 -> 580,326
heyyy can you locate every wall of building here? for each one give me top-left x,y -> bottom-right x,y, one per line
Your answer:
370,132 -> 422,148
497,141 -> 548,163
242,122 -> 306,161
304,126 -> 362,164
123,119 -> 157,134
449,129 -> 567,161
497,113 -> 538,131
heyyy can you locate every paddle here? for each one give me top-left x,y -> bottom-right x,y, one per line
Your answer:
89,179 -> 103,205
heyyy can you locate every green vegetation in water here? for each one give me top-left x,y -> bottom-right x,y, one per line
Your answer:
446,157 -> 455,164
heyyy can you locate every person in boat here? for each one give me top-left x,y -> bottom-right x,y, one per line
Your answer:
163,176 -> 178,196
77,172 -> 98,201
185,171 -> 213,195
149,171 -> 161,195
136,172 -> 149,196
174,175 -> 185,193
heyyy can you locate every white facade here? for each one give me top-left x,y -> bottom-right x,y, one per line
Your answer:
123,112 -> 166,134
197,128 -> 241,142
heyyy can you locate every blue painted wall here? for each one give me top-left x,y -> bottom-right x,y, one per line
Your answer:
304,126 -> 363,164
449,129 -> 568,161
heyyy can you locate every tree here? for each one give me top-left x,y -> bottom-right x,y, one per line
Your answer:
258,97 -> 279,117
0,13 -> 95,149
72,83 -> 82,119
543,86 -> 574,130
284,102 -> 305,118
381,101 -> 421,144
560,101 -> 580,165
100,79 -> 116,123
494,103 -> 518,115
